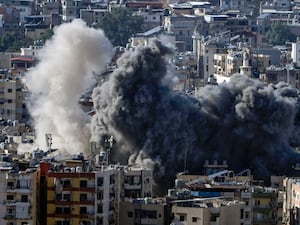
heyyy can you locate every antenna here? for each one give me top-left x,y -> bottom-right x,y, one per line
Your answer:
45,133 -> 52,150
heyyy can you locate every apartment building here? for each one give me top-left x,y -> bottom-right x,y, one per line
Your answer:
0,167 -> 37,225
39,161 -> 95,225
0,78 -> 24,122
37,160 -> 153,225
163,14 -> 204,51
171,198 -> 245,225
119,198 -> 167,225
175,163 -> 282,225
283,177 -> 300,225
61,0 -> 77,22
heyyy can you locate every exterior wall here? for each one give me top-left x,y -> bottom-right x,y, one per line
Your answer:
61,0 -> 77,22
172,202 -> 244,225
46,171 -> 96,225
119,201 -> 166,225
163,15 -> 203,51
123,167 -> 153,199
292,39 -> 300,66
220,0 -> 245,10
95,168 -> 118,225
0,79 -> 23,121
1,170 -> 37,225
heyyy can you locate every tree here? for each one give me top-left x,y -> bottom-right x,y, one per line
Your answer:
0,32 -> 33,52
40,29 -> 54,44
266,22 -> 296,45
97,7 -> 144,46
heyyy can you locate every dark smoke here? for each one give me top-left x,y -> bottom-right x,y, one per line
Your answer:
91,40 -> 300,190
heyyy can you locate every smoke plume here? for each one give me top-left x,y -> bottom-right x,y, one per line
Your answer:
24,19 -> 113,154
91,40 -> 300,189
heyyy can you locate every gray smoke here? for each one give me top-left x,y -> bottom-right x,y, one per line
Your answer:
24,19 -> 113,154
91,40 -> 300,189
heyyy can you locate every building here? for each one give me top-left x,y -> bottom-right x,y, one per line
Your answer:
0,167 -> 37,225
171,198 -> 246,225
291,38 -> 300,66
163,14 -> 204,51
283,177 -> 300,225
119,198 -> 167,225
37,159 -> 153,225
0,77 -> 24,122
40,160 -> 96,225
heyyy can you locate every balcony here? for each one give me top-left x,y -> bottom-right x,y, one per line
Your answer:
124,184 -> 141,189
4,213 -> 15,219
241,192 -> 252,198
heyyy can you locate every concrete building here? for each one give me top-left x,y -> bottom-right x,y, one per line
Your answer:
61,0 -> 77,22
283,177 -> 300,225
119,198 -> 167,225
0,0 -> 35,24
0,167 -> 37,225
41,161 -> 96,225
0,78 -> 24,122
37,159 -> 153,225
171,198 -> 245,225
292,38 -> 300,66
163,14 -> 204,51
261,64 -> 300,88
219,0 -> 246,11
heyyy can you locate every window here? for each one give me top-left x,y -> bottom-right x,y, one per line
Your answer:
97,191 -> 103,200
21,195 -> 28,202
97,177 -> 103,186
210,213 -> 219,222
7,195 -> 14,201
245,211 -> 250,219
110,175 -> 115,184
128,212 -> 133,217
179,215 -> 185,221
7,89 -> 12,93
80,207 -> 87,214
192,217 -> 197,222
97,204 -> 103,213
56,193 -> 70,201
80,193 -> 87,201
7,99 -> 12,103
62,179 -> 71,187
80,180 -> 87,187
56,207 -> 71,214
240,209 -> 244,219
79,221 -> 90,225
55,221 -> 70,225
7,182 -> 14,189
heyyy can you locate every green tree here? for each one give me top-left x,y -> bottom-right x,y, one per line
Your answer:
0,32 -> 33,52
266,22 -> 296,45
97,7 -> 144,46
40,29 -> 54,44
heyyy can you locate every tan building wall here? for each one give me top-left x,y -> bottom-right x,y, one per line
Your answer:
172,200 -> 244,225
119,200 -> 166,225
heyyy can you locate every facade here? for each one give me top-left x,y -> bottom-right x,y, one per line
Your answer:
292,38 -> 300,67
283,178 -> 300,225
46,165 -> 96,225
0,78 -> 24,121
0,168 -> 37,225
163,15 -> 204,51
171,198 -> 245,225
38,161 -> 153,225
119,198 -> 167,225
61,0 -> 77,22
